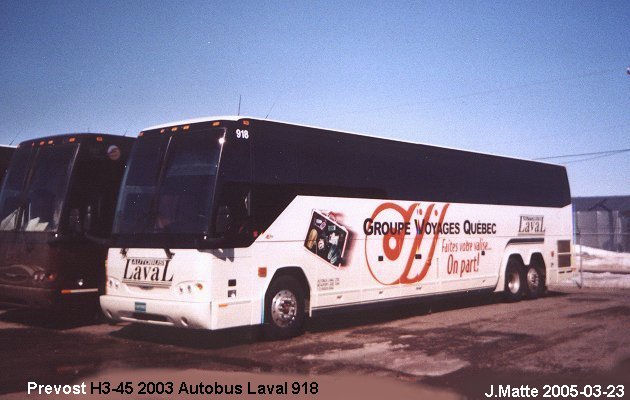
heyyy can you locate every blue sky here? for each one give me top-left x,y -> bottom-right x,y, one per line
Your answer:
1,0 -> 628,196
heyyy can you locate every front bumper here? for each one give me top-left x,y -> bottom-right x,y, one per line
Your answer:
0,283 -> 99,309
0,283 -> 58,308
100,295 -> 214,329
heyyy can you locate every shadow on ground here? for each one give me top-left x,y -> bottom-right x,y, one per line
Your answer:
308,290 -> 566,333
0,305 -> 101,330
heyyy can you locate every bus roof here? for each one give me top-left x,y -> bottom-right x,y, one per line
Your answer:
142,116 -> 245,131
142,116 -> 564,168
17,133 -> 134,147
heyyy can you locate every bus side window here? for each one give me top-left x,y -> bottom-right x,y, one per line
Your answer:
214,182 -> 252,245
67,152 -> 125,237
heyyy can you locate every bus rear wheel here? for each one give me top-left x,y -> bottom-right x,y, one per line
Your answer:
263,276 -> 306,340
504,259 -> 525,302
525,265 -> 545,299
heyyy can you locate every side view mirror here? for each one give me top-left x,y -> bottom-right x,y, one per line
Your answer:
214,205 -> 233,235
83,205 -> 93,232
245,190 -> 252,217
69,208 -> 81,233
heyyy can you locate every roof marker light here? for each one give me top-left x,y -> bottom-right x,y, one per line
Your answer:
183,125 -> 190,130
39,141 -> 45,146
47,140 -> 53,145
212,121 -> 220,127
160,128 -> 165,134
69,137 -> 76,143
242,120 -> 250,126
138,132 -> 144,137
96,136 -> 103,142
171,127 -> 178,132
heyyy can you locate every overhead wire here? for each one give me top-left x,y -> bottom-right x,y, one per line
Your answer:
320,67 -> 620,119
533,148 -> 630,164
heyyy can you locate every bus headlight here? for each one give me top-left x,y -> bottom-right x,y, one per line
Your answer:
32,271 -> 56,283
106,277 -> 121,293
176,281 -> 205,297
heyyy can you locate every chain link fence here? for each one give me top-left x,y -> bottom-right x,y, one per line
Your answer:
575,210 -> 629,253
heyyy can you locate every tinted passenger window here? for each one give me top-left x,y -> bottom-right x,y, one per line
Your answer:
253,129 -> 297,184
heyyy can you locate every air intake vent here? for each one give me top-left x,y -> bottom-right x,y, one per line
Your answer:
557,240 -> 571,268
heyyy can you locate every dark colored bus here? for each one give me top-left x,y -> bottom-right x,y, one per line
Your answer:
0,145 -> 15,182
0,134 -> 134,313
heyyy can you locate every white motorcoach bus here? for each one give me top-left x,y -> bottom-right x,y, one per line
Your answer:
100,117 -> 575,339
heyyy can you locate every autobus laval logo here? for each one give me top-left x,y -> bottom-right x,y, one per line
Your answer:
363,202 -> 450,285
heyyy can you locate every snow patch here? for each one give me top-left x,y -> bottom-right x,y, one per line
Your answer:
558,272 -> 630,289
575,245 -> 630,273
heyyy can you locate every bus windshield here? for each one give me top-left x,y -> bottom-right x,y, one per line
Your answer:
0,143 -> 79,232
113,129 -> 224,236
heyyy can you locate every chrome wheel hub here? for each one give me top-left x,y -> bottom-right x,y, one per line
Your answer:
508,270 -> 521,294
527,268 -> 540,292
271,289 -> 298,328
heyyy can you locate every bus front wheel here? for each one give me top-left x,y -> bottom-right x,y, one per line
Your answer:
504,259 -> 525,302
263,276 -> 306,340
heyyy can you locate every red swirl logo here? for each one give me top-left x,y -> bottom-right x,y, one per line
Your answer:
364,202 -> 450,285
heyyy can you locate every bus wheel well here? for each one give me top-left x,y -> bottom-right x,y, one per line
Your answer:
269,267 -> 310,303
507,254 -> 525,269
529,253 -> 546,271
262,267 -> 310,338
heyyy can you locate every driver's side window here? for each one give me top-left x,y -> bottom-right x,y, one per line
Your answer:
214,182 -> 252,246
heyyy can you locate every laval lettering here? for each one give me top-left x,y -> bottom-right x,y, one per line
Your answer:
123,258 -> 173,283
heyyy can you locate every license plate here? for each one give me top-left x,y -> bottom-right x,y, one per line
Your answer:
134,302 -> 146,313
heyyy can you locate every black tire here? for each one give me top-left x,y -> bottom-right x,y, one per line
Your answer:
503,259 -> 525,302
524,265 -> 545,299
262,276 -> 306,340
